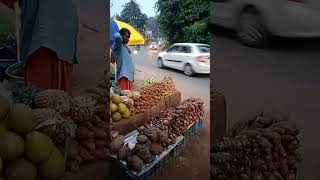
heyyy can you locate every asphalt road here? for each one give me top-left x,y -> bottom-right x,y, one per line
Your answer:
132,46 -> 210,108
132,46 -> 211,180
213,27 -> 320,179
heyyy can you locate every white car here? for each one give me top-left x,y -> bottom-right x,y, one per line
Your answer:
211,0 -> 320,47
149,42 -> 158,50
157,43 -> 210,76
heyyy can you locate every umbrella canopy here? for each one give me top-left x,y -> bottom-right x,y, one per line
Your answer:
110,19 -> 145,46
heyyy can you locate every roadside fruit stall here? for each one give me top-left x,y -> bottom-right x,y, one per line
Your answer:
110,74 -> 205,179
0,68 -> 109,180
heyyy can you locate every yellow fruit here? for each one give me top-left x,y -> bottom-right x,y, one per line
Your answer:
25,131 -> 54,164
122,109 -> 131,119
0,96 -> 10,121
8,103 -> 37,134
0,131 -> 24,160
110,103 -> 118,113
111,112 -> 122,122
5,158 -> 37,180
112,94 -> 122,104
118,103 -> 127,114
39,147 -> 65,179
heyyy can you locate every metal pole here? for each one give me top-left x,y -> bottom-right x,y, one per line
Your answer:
14,2 -> 20,62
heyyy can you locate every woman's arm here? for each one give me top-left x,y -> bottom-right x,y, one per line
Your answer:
0,0 -> 16,9
112,32 -> 122,50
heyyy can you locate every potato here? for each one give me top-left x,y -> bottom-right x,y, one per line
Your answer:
80,140 -> 96,151
118,144 -> 131,160
95,140 -> 107,148
79,147 -> 95,162
76,126 -> 91,139
127,155 -> 143,172
110,131 -> 119,140
93,128 -> 107,139
110,135 -> 124,154
137,135 -> 148,144
92,149 -> 107,160
150,143 -> 163,155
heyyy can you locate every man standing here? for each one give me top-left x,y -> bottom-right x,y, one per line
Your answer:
112,28 -> 135,90
0,0 -> 78,93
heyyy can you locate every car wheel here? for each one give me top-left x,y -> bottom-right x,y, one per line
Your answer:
237,9 -> 269,48
184,64 -> 194,76
157,58 -> 165,68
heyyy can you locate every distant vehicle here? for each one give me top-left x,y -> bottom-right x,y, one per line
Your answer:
211,0 -> 320,47
157,43 -> 210,76
149,42 -> 158,50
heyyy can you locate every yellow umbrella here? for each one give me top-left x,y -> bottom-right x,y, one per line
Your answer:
113,19 -> 145,45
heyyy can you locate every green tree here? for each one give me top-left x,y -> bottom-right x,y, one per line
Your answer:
146,17 -> 164,39
156,0 -> 209,45
116,0 -> 148,33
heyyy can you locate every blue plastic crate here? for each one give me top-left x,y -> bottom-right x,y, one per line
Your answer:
195,119 -> 203,133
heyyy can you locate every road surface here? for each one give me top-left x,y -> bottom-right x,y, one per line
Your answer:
132,46 -> 211,180
213,27 -> 320,179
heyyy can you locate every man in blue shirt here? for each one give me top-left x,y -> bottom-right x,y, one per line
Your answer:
112,28 -> 135,90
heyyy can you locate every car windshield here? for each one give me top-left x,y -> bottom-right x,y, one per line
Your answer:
197,45 -> 210,53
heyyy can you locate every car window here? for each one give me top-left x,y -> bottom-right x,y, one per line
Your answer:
167,45 -> 180,52
197,45 -> 210,53
181,46 -> 192,53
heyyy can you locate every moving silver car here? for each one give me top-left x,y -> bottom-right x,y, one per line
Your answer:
211,0 -> 320,47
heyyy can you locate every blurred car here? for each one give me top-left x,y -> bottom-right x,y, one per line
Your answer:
211,0 -> 320,47
157,43 -> 210,76
149,42 -> 158,50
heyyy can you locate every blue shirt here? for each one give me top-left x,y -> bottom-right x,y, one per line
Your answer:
19,0 -> 78,64
112,32 -> 135,81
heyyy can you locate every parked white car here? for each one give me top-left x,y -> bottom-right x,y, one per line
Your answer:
211,0 -> 320,47
157,43 -> 210,76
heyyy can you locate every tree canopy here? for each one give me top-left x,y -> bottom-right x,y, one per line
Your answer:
155,0 -> 209,45
116,0 -> 148,33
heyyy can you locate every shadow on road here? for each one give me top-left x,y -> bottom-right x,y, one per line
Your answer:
212,26 -> 320,51
161,67 -> 210,79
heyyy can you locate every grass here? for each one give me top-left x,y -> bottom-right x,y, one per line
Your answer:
0,11 -> 15,38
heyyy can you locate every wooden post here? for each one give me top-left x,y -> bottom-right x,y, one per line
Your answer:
211,90 -> 227,146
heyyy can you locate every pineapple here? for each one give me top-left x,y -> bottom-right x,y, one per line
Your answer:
12,85 -> 40,107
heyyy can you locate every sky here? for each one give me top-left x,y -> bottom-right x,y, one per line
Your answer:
110,0 -> 158,18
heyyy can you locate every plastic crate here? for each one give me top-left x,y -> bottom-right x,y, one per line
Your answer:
111,134 -> 184,180
195,120 -> 203,133
183,119 -> 203,145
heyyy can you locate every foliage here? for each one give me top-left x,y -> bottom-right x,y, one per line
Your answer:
146,17 -> 164,39
143,76 -> 155,86
116,0 -> 148,33
155,0 -> 210,45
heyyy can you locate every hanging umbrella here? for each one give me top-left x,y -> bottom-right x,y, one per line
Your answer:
110,19 -> 145,46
